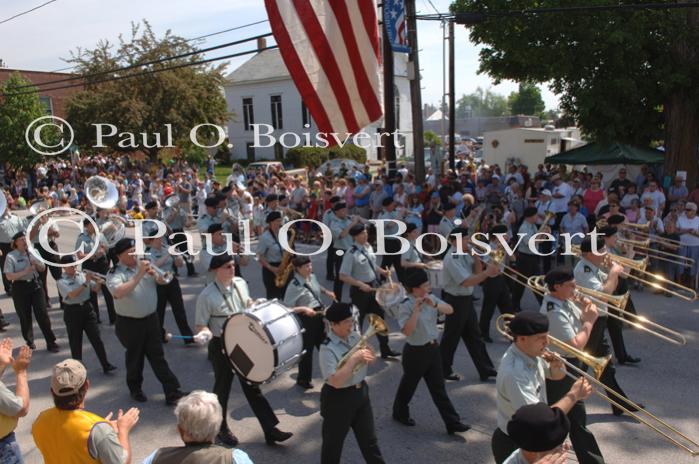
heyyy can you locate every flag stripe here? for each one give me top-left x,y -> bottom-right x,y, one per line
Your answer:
327,0 -> 382,122
294,0 -> 360,133
358,0 -> 381,62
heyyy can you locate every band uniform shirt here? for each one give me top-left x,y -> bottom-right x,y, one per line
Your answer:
573,258 -> 607,293
0,215 -> 28,243
319,330 -> 367,388
377,209 -> 401,236
257,230 -> 284,264
200,243 -> 227,283
438,216 -> 456,238
107,264 -> 158,318
195,277 -> 250,336
502,450 -> 528,464
322,210 -> 336,229
397,294 -> 444,345
4,250 -> 41,282
541,294 -> 582,355
340,243 -> 379,284
197,213 -> 219,234
516,222 -> 539,255
283,273 -> 323,309
57,272 -> 95,305
496,344 -> 550,433
330,217 -> 353,251
403,243 -> 423,265
442,250 -> 475,296
146,246 -> 174,272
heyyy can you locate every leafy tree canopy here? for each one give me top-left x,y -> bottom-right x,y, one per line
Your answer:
508,82 -> 545,116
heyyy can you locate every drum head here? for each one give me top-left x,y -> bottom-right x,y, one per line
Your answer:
221,313 -> 276,384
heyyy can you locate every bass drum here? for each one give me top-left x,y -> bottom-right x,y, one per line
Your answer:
221,299 -> 305,384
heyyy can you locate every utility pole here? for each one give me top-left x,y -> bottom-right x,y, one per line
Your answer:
382,18 -> 397,178
440,19 -> 447,175
448,20 -> 455,171
406,0 -> 424,183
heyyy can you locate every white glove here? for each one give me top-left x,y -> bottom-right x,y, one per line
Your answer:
193,329 -> 213,345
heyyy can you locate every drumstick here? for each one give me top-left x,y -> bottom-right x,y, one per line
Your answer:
385,267 -> 393,286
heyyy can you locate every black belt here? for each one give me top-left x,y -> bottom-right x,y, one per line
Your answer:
442,292 -> 473,299
116,312 -> 155,321
408,339 -> 438,347
64,302 -> 90,309
325,380 -> 365,391
13,279 -> 38,285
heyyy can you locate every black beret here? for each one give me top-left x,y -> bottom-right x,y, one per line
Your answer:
112,238 -> 135,256
404,269 -> 429,289
209,254 -> 234,270
449,226 -> 469,240
491,224 -> 508,234
265,194 -> 279,203
207,223 -> 224,234
333,202 -> 347,212
403,223 -> 418,234
598,226 -> 617,237
204,197 -> 219,208
266,211 -> 282,223
278,194 -> 287,201
509,311 -> 549,336
325,302 -> 353,322
507,404 -> 570,452
580,236 -> 597,253
145,201 -> 158,210
544,267 -> 574,290
329,196 -> 341,204
644,205 -> 654,211
606,214 -> 625,226
59,255 -> 76,264
221,186 -> 231,194
382,197 -> 394,207
292,256 -> 311,268
443,202 -> 456,211
349,223 -> 366,236
524,206 -> 538,218
11,231 -> 24,242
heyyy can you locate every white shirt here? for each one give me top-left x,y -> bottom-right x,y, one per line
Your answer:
550,182 -> 573,213
677,214 -> 699,246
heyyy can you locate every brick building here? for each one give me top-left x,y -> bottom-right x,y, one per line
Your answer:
0,68 -> 82,119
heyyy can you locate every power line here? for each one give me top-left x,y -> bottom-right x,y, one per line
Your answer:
0,0 -> 57,26
2,45 -> 279,98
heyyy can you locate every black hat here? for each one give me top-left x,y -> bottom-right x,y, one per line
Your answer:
382,197 -> 394,207
329,196 -> 341,204
404,269 -> 429,289
491,224 -> 508,235
204,197 -> 218,208
207,223 -> 224,234
449,226 -> 469,240
507,403 -> 570,452
266,211 -> 282,223
292,256 -> 311,268
265,194 -> 279,203
544,267 -> 575,290
598,226 -> 617,238
403,223 -> 418,234
443,203 -> 456,212
524,206 -> 538,218
508,311 -> 549,336
112,238 -> 135,256
209,254 -> 234,270
59,255 -> 77,264
221,186 -> 231,194
278,194 -> 287,201
579,236 -> 603,253
606,214 -> 625,226
145,201 -> 158,210
349,223 -> 366,236
333,202 -> 347,212
325,302 -> 353,322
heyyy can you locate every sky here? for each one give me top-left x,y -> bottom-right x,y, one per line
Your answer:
0,0 -> 560,112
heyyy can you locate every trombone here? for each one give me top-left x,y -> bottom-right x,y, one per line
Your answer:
496,314 -> 699,456
617,237 -> 694,268
570,245 -> 697,301
526,275 -> 686,346
598,218 -> 683,250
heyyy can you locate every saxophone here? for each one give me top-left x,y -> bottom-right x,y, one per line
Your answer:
275,227 -> 296,288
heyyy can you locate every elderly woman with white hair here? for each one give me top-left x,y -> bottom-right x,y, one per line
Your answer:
141,390 -> 253,464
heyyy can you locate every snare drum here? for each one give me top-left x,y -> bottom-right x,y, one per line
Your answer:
221,299 -> 305,384
426,261 -> 444,289
375,282 -> 406,319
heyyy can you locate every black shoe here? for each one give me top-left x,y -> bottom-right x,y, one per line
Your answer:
165,390 -> 189,406
480,369 -> 497,382
393,415 -> 416,426
103,363 -> 117,374
447,422 -> 471,435
381,349 -> 400,359
131,391 -> 148,402
482,336 -> 493,343
27,342 -> 36,350
47,343 -> 60,353
619,356 -> 641,365
444,373 -> 461,381
265,427 -> 293,445
296,380 -> 314,390
217,429 -> 239,447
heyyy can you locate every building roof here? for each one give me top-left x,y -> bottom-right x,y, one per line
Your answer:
225,49 -> 290,85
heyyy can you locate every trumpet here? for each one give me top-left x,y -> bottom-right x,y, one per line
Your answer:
496,314 -> 699,456
83,270 -> 108,284
337,314 -> 388,374
527,275 -> 686,346
142,260 -> 174,284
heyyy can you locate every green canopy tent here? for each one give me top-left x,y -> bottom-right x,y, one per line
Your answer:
545,142 -> 664,165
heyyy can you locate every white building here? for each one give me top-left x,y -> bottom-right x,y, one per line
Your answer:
223,40 -> 413,163
483,126 -> 584,168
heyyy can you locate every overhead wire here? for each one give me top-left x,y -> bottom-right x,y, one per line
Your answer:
0,0 -> 57,26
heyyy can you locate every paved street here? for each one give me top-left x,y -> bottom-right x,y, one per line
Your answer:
4,214 -> 699,463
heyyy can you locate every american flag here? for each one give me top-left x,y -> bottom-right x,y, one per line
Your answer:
264,0 -> 384,139
384,0 -> 411,53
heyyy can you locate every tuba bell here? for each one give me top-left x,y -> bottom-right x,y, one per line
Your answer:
99,215 -> 127,248
85,176 -> 119,210
164,194 -> 179,209
29,200 -> 50,216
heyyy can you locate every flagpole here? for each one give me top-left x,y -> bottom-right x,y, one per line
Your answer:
406,0 -> 425,184
382,8 -> 397,178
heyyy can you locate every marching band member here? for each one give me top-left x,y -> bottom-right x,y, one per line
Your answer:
377,197 -> 405,280
399,223 -> 428,278
194,254 -> 292,447
574,237 -> 643,417
329,202 -> 358,300
144,235 -> 195,344
339,223 -> 399,358
319,302 -> 385,464
56,255 -> 116,373
0,206 -> 27,296
438,203 -> 458,239
197,197 -> 222,234
479,224 -> 515,342
257,211 -> 289,300
200,223 -> 248,281
511,207 -> 544,311
4,231 -> 58,352
392,269 -> 470,435
164,194 -> 197,277
283,256 -> 336,389
323,195 -> 340,281
76,218 -> 116,324
106,238 -> 187,405
503,403 -> 571,464
493,310 -> 591,464
540,268 -> 605,464
440,227 -> 498,381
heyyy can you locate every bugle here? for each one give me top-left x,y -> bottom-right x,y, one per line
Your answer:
83,270 -> 108,284
142,261 -> 174,284
496,314 -> 699,456
336,314 -> 388,374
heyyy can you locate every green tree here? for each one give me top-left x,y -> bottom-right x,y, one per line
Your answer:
66,20 -> 229,162
424,130 -> 442,146
455,87 -> 509,118
508,83 -> 545,116
452,0 -> 699,185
